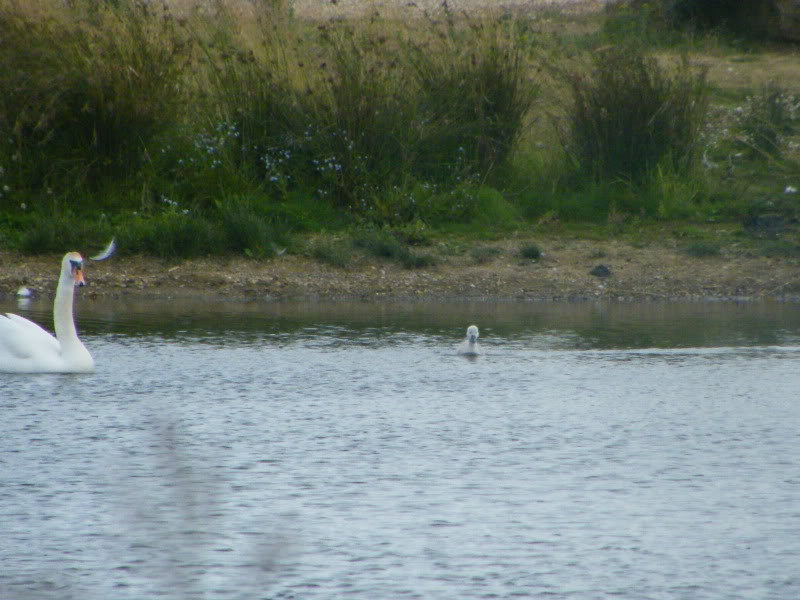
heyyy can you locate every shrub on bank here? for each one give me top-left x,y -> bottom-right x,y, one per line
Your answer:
17,211 -> 111,255
0,0 -> 191,209
609,0 -> 778,39
0,0 -> 794,256
352,230 -> 437,269
731,84 -> 800,159
560,44 -> 709,186
118,212 -> 223,258
198,7 -> 536,217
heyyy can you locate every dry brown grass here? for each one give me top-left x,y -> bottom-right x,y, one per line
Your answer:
694,52 -> 800,94
159,0 -> 607,20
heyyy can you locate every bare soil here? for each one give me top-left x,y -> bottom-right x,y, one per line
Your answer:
3,234 -> 799,303
290,0 -> 607,20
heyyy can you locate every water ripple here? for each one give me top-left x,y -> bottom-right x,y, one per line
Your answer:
1,301 -> 799,599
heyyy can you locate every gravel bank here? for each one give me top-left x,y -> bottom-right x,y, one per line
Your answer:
3,236 -> 799,303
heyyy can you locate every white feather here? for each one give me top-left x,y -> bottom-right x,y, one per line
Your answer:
90,238 -> 116,261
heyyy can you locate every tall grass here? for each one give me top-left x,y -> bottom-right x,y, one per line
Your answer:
608,0 -> 778,41
407,17 -> 536,181
0,0 -> 791,256
657,0 -> 775,38
511,40 -> 715,222
560,45 -> 709,187
0,0 -> 192,208
16,211 -> 112,255
732,83 -> 800,159
352,230 -> 437,269
195,6 -> 536,217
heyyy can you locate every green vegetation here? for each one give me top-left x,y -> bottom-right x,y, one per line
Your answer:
610,0 -> 779,40
682,240 -> 721,257
558,46 -> 708,186
307,238 -> 351,269
352,231 -> 437,269
470,246 -> 503,264
0,0 -> 798,261
759,239 -> 800,258
518,243 -> 542,260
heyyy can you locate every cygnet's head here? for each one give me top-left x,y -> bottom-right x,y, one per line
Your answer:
466,325 -> 479,344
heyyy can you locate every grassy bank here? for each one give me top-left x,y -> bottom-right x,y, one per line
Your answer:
0,0 -> 798,263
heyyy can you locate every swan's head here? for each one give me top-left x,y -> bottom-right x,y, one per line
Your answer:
62,252 -> 86,287
466,325 -> 479,344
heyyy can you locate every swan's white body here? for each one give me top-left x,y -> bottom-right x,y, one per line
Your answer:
0,252 -> 94,373
457,325 -> 481,356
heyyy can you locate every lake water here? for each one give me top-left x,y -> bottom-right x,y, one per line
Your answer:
1,298 -> 799,600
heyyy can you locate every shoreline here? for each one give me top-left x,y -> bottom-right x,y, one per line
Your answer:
3,236 -> 799,304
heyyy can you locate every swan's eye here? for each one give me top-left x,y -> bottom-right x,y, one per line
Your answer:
69,260 -> 82,271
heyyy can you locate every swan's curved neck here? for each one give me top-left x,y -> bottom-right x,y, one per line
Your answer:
53,274 -> 78,345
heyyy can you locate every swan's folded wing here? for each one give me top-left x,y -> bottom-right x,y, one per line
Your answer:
0,313 -> 60,359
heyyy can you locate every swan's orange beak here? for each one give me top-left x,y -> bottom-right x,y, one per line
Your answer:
71,263 -> 86,287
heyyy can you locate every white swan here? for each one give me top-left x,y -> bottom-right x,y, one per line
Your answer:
457,325 -> 481,356
0,252 -> 94,373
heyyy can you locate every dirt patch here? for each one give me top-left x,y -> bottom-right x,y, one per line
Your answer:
3,234 -> 799,303
290,0 -> 608,20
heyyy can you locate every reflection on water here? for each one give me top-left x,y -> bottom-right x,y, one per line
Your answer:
1,299 -> 799,599
5,297 -> 800,348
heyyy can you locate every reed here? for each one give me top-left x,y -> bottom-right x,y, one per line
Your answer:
0,0 -> 796,256
732,84 -> 800,159
0,0 -> 191,208
194,5 -> 536,216
560,44 -> 709,186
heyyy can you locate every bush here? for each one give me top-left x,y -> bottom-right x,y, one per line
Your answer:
646,163 -> 712,219
217,199 -> 284,258
560,45 -> 709,187
399,252 -> 437,269
386,183 -> 521,229
613,1 -> 777,39
683,240 -> 721,257
202,17 -> 416,209
731,84 -> 800,158
118,213 -> 223,258
553,182 -> 621,222
470,246 -> 502,264
662,0 -> 775,38
408,19 -> 536,181
0,2 -> 540,237
661,0 -> 744,30
0,0 -> 191,204
518,243 -> 541,260
472,187 -> 521,228
309,239 -> 351,268
17,211 -> 111,255
199,8 -> 537,218
759,239 -> 800,258
352,231 -> 406,259
352,230 -> 436,269
602,1 -> 681,46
